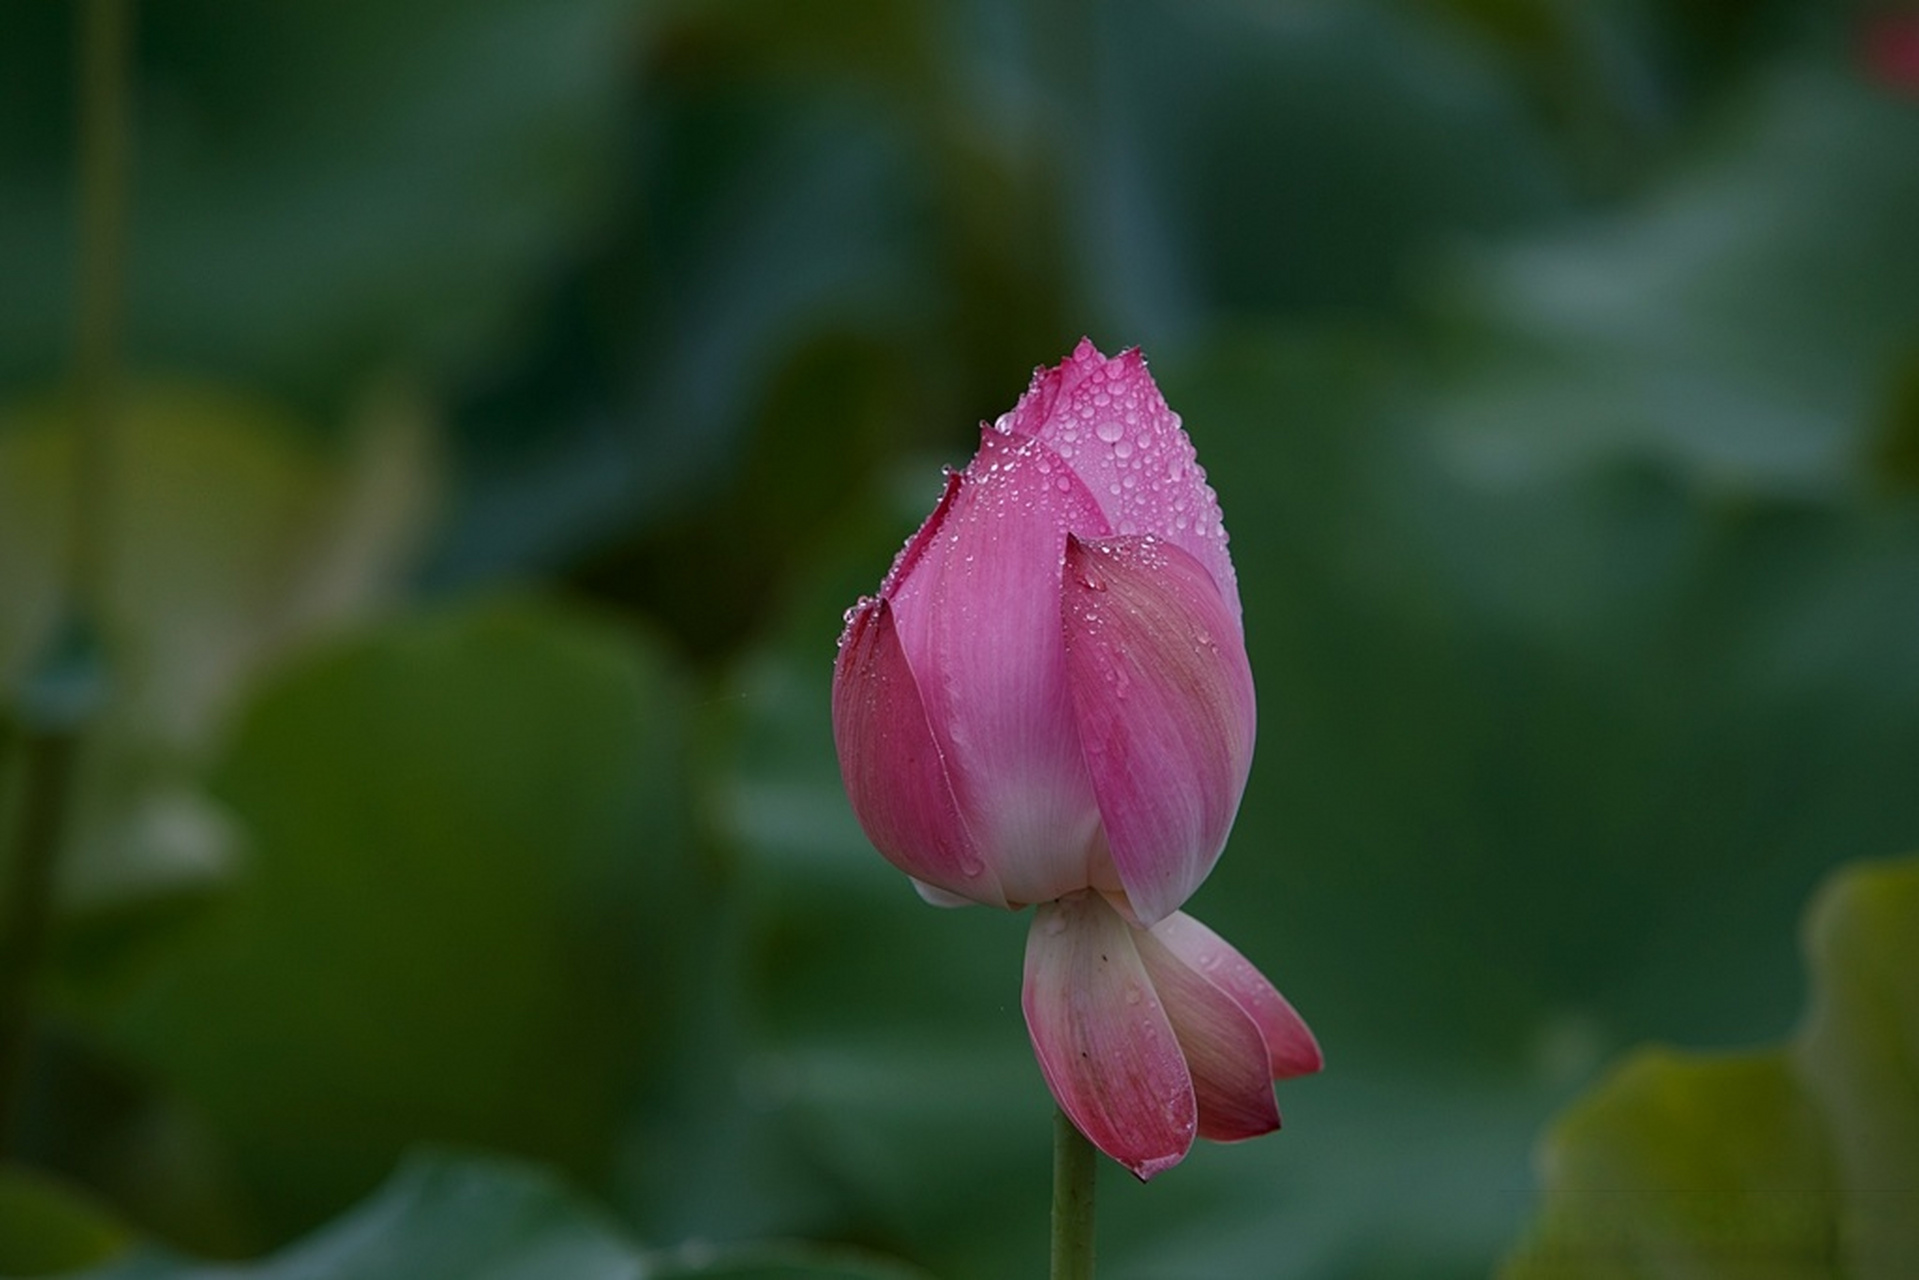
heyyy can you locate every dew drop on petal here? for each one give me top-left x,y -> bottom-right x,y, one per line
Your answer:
1095,420 -> 1125,444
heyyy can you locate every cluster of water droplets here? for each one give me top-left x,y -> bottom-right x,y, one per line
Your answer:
838,595 -> 877,643
1005,352 -> 1238,610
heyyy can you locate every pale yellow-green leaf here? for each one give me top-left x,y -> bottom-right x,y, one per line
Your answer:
0,381 -> 437,917
1794,859 -> 1919,1280
1503,855 -> 1919,1280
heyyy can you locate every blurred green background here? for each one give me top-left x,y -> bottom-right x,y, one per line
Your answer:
2,1 -> 1917,1277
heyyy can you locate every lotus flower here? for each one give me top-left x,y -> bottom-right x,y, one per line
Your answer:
832,339 -> 1320,1177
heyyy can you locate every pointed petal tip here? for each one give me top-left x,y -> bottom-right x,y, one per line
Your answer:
1125,1150 -> 1187,1182
877,468 -> 965,598
1149,912 -> 1323,1083
910,877 -> 979,909
1277,1026 -> 1325,1080
1204,1109 -> 1280,1145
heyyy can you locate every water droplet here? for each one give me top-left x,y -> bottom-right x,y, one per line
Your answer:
961,858 -> 985,879
1113,438 -> 1133,460
1055,476 -> 1072,492
1042,913 -> 1067,937
1095,420 -> 1125,444
1124,983 -> 1143,1006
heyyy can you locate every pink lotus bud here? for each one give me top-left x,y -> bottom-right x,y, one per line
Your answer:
1023,892 -> 1321,1179
832,340 -> 1251,923
832,340 -> 1318,1175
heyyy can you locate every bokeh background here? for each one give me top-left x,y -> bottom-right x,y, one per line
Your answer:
2,1 -> 1917,1277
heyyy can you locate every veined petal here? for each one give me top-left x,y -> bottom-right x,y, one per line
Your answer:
831,596 -> 1006,907
1134,924 -> 1279,1142
886,429 -> 1113,906
1022,893 -> 1196,1180
1061,535 -> 1256,925
1151,912 -> 1323,1081
1001,339 -> 1240,619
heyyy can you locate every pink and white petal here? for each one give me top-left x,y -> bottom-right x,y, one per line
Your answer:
1134,924 -> 1280,1142
886,430 -> 1114,906
1061,535 -> 1256,925
910,878 -> 978,909
1023,893 -> 1196,1180
1001,340 -> 1240,619
832,596 -> 1006,908
1151,912 -> 1324,1081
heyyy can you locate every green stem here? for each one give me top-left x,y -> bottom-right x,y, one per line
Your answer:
74,0 -> 130,612
0,731 -> 82,1148
0,0 -> 131,1153
1051,1109 -> 1098,1280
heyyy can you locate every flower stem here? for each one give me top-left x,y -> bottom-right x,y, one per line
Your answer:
1051,1109 -> 1098,1280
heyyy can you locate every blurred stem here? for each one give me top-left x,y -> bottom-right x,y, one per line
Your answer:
0,0 -> 131,1154
74,0 -> 129,609
1051,1109 -> 1097,1280
0,732 -> 82,1147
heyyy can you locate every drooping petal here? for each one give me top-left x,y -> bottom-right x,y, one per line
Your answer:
1022,892 -> 1196,1180
1001,339 -> 1240,619
886,429 -> 1114,906
832,596 -> 1007,908
1134,922 -> 1280,1142
1061,535 -> 1256,925
1151,912 -> 1323,1081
